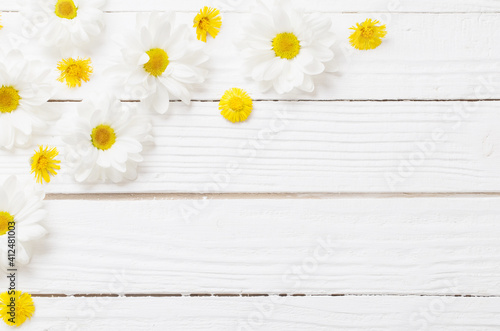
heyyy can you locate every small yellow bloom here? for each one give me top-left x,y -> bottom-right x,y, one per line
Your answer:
0,13 -> 3,30
193,6 -> 222,42
349,19 -> 387,50
0,291 -> 35,327
57,57 -> 93,88
31,146 -> 61,184
219,88 -> 253,123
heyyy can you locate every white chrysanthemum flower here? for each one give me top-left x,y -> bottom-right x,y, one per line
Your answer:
109,12 -> 208,114
0,50 -> 56,150
239,1 -> 337,94
22,0 -> 106,49
0,176 -> 47,273
62,96 -> 152,183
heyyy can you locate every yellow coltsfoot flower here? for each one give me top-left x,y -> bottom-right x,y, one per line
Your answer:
219,88 -> 253,123
0,291 -> 35,327
31,145 -> 61,184
193,6 -> 222,42
349,18 -> 387,50
57,57 -> 93,88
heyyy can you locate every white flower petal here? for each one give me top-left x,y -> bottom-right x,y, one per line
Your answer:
159,76 -> 191,105
17,224 -> 47,242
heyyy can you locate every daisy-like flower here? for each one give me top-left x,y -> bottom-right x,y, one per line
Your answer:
57,57 -> 93,88
31,146 -> 61,184
0,50 -> 56,150
239,0 -> 336,94
22,0 -> 106,49
349,19 -> 387,50
0,291 -> 35,327
193,7 -> 222,42
63,95 -> 152,183
109,12 -> 208,114
219,88 -> 253,123
0,176 -> 47,272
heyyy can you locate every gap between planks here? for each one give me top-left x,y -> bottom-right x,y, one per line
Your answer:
30,293 -> 500,298
3,10 -> 500,14
47,99 -> 500,103
45,192 -> 500,200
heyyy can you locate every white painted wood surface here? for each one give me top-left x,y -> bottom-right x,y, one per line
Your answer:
5,0 -> 500,13
2,101 -> 500,193
23,296 -> 500,330
1,12 -> 500,101
1,0 -> 499,329
19,198 -> 500,295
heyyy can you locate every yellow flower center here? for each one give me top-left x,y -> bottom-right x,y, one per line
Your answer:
66,64 -> 80,76
91,125 -> 116,151
361,26 -> 374,38
0,86 -> 21,114
228,97 -> 244,112
0,211 -> 14,236
37,155 -> 49,170
143,48 -> 169,77
198,17 -> 211,31
55,0 -> 78,19
272,32 -> 301,60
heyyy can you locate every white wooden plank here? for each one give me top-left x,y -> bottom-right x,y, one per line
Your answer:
14,197 -> 500,295
21,296 -> 500,330
1,12 -> 499,101
2,101 -> 499,193
3,0 -> 500,13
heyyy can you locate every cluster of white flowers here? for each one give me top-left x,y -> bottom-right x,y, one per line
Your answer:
0,0 -> 339,271
2,0 -> 337,183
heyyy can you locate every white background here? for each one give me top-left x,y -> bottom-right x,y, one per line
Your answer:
1,0 -> 500,329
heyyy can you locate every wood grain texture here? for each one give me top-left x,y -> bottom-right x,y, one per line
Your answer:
1,12 -> 500,101
21,296 -> 500,330
2,101 -> 499,193
4,0 -> 500,12
15,198 -> 500,295
0,1 -> 498,329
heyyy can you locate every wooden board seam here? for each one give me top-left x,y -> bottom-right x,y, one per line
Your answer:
46,99 -> 500,103
44,192 -> 500,200
29,293 -> 500,297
